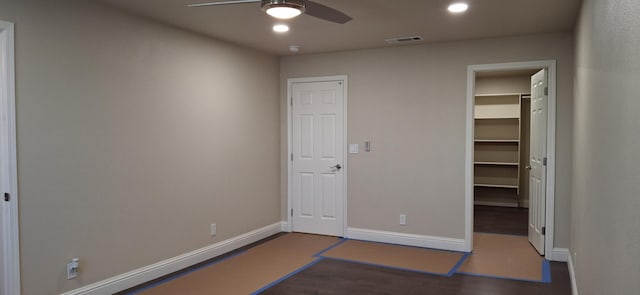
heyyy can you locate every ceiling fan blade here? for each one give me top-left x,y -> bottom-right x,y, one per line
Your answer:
188,0 -> 260,8
304,0 -> 352,24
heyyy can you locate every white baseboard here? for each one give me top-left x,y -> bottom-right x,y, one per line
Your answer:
568,252 -> 579,295
60,222 -> 284,295
549,247 -> 569,262
346,227 -> 466,252
280,221 -> 289,232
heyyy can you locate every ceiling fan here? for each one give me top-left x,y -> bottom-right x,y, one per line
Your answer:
188,0 -> 352,24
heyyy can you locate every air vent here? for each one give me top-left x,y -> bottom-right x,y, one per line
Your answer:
384,36 -> 424,44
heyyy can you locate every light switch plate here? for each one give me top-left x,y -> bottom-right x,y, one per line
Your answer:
349,144 -> 359,154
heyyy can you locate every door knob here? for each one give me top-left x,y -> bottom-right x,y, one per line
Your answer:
331,164 -> 342,170
525,165 -> 532,170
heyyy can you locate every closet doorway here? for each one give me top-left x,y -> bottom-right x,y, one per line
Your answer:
474,83 -> 531,236
464,61 -> 557,261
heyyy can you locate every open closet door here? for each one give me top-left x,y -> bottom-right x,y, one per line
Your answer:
528,69 -> 547,255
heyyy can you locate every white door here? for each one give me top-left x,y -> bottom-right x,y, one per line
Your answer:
528,69 -> 547,255
291,79 -> 345,236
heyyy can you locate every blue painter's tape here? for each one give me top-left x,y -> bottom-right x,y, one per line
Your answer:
312,238 -> 349,257
542,259 -> 552,283
345,238 -> 467,255
127,250 -> 248,295
447,252 -> 471,276
319,256 -> 451,277
456,271 -> 548,283
315,238 -> 468,277
251,257 -> 326,295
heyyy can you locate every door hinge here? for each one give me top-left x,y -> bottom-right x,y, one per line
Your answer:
291,208 -> 293,216
290,97 -> 293,106
291,153 -> 293,161
543,157 -> 548,166
542,226 -> 546,235
544,87 -> 549,96
4,193 -> 9,202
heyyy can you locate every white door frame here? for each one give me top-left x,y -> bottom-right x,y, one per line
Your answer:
286,75 -> 348,236
465,60 -> 557,260
0,20 -> 20,295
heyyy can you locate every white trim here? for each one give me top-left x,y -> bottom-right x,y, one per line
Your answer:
285,76 -> 293,233
465,60 -> 557,259
346,227 -> 466,252
568,252 -> 579,295
286,75 -> 349,237
475,92 -> 526,97
0,20 -> 20,295
465,66 -> 475,252
280,221 -> 288,232
550,247 -> 569,262
60,222 -> 283,295
544,62 -> 558,259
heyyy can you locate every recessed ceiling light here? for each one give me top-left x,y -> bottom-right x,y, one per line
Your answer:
273,24 -> 290,33
448,2 -> 469,13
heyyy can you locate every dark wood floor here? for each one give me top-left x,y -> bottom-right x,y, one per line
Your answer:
121,207 -> 570,295
263,206 -> 568,294
261,258 -> 570,295
474,205 -> 529,236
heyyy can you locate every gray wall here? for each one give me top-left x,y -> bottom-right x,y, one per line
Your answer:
281,33 -> 574,245
475,75 -> 532,95
572,0 -> 640,293
0,0 -> 595,293
0,0 -> 281,294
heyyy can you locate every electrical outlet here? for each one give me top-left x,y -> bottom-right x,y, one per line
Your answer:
210,223 -> 217,236
399,214 -> 407,225
67,258 -> 79,280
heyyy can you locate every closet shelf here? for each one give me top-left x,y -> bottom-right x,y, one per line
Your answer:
474,162 -> 519,166
475,93 -> 524,97
474,117 -> 520,120
474,90 -> 529,207
474,139 -> 519,143
474,183 -> 519,189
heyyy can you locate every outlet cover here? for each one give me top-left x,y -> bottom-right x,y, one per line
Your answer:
211,223 -> 217,236
399,214 -> 407,225
67,259 -> 79,280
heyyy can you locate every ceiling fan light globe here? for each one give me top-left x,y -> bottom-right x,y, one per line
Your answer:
266,6 -> 303,19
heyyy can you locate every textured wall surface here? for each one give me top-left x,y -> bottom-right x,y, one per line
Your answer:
281,33 -> 574,244
0,0 -> 280,293
572,0 -> 640,294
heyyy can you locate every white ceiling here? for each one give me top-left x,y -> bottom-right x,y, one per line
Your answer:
95,0 -> 582,56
